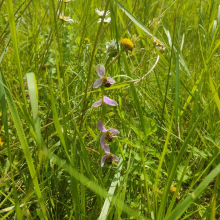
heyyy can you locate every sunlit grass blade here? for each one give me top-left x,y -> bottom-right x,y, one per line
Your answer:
98,159 -> 123,220
5,0 -> 27,106
122,52 -> 151,213
26,72 -> 44,168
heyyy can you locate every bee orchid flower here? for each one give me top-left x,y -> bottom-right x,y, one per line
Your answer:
101,144 -> 119,167
93,64 -> 116,88
98,120 -> 119,149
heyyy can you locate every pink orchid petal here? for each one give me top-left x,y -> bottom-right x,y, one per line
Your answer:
101,155 -> 108,167
103,96 -> 117,106
93,78 -> 103,88
100,134 -> 105,149
92,99 -> 102,107
107,77 -> 116,85
103,144 -> 110,154
98,120 -> 107,132
96,65 -> 105,77
107,128 -> 120,135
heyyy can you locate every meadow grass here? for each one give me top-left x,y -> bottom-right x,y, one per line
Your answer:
0,0 -> 220,219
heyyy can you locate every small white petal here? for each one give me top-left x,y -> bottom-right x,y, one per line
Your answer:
95,9 -> 110,17
104,17 -> 111,23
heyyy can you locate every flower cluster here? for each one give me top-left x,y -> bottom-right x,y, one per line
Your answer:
95,9 -> 111,24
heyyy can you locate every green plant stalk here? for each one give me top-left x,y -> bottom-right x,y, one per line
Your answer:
49,0 -> 69,149
27,73 -> 45,169
122,52 -> 151,213
77,0 -> 92,60
157,112 -> 204,219
101,86 -> 106,122
5,0 -> 27,107
70,127 -> 80,220
165,146 -> 194,217
153,107 -> 174,219
174,47 -> 180,125
80,160 -> 86,220
105,49 -> 124,72
211,174 -> 219,220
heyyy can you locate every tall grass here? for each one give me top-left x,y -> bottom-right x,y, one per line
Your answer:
0,0 -> 220,219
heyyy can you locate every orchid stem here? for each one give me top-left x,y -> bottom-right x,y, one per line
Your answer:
105,48 -> 124,72
101,86 -> 105,122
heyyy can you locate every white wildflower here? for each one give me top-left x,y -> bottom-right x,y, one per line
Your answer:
95,8 -> 110,17
59,15 -> 74,22
97,17 -> 111,24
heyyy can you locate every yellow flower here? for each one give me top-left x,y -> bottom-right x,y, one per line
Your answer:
170,186 -> 180,199
120,38 -> 134,52
0,137 -> 4,147
84,38 -> 90,43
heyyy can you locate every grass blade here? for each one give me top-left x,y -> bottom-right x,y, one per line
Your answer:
165,163 -> 220,220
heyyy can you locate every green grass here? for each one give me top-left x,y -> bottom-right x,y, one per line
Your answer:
0,0 -> 220,219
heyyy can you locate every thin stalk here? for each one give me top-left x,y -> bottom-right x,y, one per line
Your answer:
105,49 -> 124,72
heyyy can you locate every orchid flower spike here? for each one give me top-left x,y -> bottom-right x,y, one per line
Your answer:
98,120 -> 120,150
92,96 -> 117,107
101,144 -> 119,167
93,65 -> 116,88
